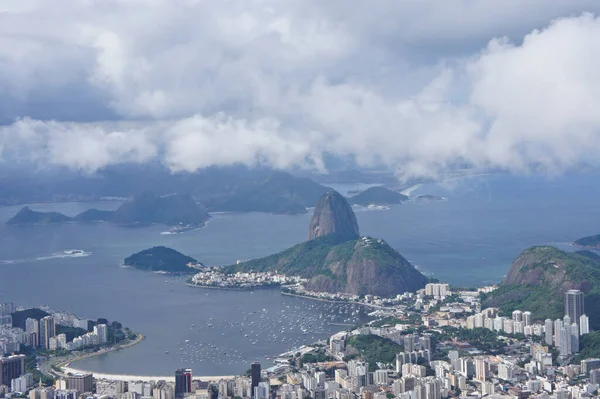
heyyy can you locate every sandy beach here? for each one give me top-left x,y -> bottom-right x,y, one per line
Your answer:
62,365 -> 235,382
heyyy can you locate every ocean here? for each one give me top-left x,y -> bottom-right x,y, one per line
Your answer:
0,172 -> 599,375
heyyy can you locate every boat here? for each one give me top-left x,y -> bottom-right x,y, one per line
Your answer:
64,249 -> 85,255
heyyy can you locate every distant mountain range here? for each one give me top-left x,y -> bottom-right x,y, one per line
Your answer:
482,246 -> 600,329
229,190 -> 428,297
6,193 -> 210,227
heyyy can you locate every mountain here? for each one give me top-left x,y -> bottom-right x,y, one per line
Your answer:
124,246 -> 200,273
112,192 -> 210,226
209,172 -> 330,214
74,209 -> 115,222
573,234 -> 600,249
308,191 -> 360,241
6,193 -> 210,227
6,206 -> 73,225
229,191 -> 427,297
349,186 -> 408,206
482,246 -> 600,329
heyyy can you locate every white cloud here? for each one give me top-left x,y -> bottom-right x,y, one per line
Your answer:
1,1 -> 600,178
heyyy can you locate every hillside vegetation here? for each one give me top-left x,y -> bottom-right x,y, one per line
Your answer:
483,246 -> 600,329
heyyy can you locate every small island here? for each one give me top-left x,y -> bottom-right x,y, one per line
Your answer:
124,246 -> 202,273
573,233 -> 600,249
349,186 -> 408,206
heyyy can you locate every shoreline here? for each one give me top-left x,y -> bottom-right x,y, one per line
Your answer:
60,366 -> 235,382
48,333 -> 145,379
280,291 -> 388,311
185,283 -> 280,291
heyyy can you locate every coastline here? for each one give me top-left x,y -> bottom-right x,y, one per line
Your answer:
47,333 -> 145,379
60,366 -> 235,383
280,291 -> 388,311
185,283 -> 279,291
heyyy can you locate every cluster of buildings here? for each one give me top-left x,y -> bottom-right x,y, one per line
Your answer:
462,290 -> 591,358
189,270 -> 305,289
0,302 -> 109,355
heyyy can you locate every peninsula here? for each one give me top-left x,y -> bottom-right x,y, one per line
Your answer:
228,191 -> 428,297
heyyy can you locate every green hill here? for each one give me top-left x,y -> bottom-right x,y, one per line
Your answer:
482,246 -> 600,329
574,234 -> 600,249
349,186 -> 408,206
6,206 -> 72,225
124,246 -> 200,273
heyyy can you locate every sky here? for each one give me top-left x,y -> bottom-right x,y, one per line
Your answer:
1,0 -> 600,179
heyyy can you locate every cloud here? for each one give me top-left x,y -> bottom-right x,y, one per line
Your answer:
1,1 -> 600,178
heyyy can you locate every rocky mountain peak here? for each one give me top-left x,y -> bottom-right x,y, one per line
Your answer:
308,190 -> 360,241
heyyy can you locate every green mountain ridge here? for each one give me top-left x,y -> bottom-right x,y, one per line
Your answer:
573,233 -> 600,249
482,246 -> 600,329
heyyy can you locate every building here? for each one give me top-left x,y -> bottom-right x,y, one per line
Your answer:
11,372 -> 33,392
523,311 -> 532,326
39,316 -> 56,349
565,290 -> 585,324
251,362 -> 261,398
175,369 -> 192,398
581,359 -> 600,375
512,310 -> 523,322
580,314 -> 590,335
65,373 -> 93,393
0,354 -> 26,387
25,318 -> 40,347
94,324 -> 108,344
544,319 -> 553,346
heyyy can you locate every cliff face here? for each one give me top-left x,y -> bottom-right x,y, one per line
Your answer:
309,191 -> 360,241
303,237 -> 428,297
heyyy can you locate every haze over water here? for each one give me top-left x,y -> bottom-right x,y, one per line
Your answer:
1,173 -> 600,375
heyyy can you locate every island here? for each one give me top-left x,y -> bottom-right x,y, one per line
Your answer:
481,245 -> 600,329
349,186 -> 408,206
6,192 -> 210,229
573,233 -> 600,249
6,206 -> 73,225
124,246 -> 202,273
226,191 -> 428,297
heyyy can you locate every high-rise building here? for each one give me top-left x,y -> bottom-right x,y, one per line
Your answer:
403,335 -> 416,352
25,318 -> 40,348
175,369 -> 192,398
0,354 -> 26,387
523,311 -> 532,326
474,359 -> 489,381
544,319 -> 553,346
65,374 -> 93,393
94,324 -> 108,344
565,290 -> 585,324
251,362 -> 261,398
512,310 -> 523,322
554,319 -> 563,347
581,359 -> 600,375
580,315 -> 590,335
39,316 -> 56,350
